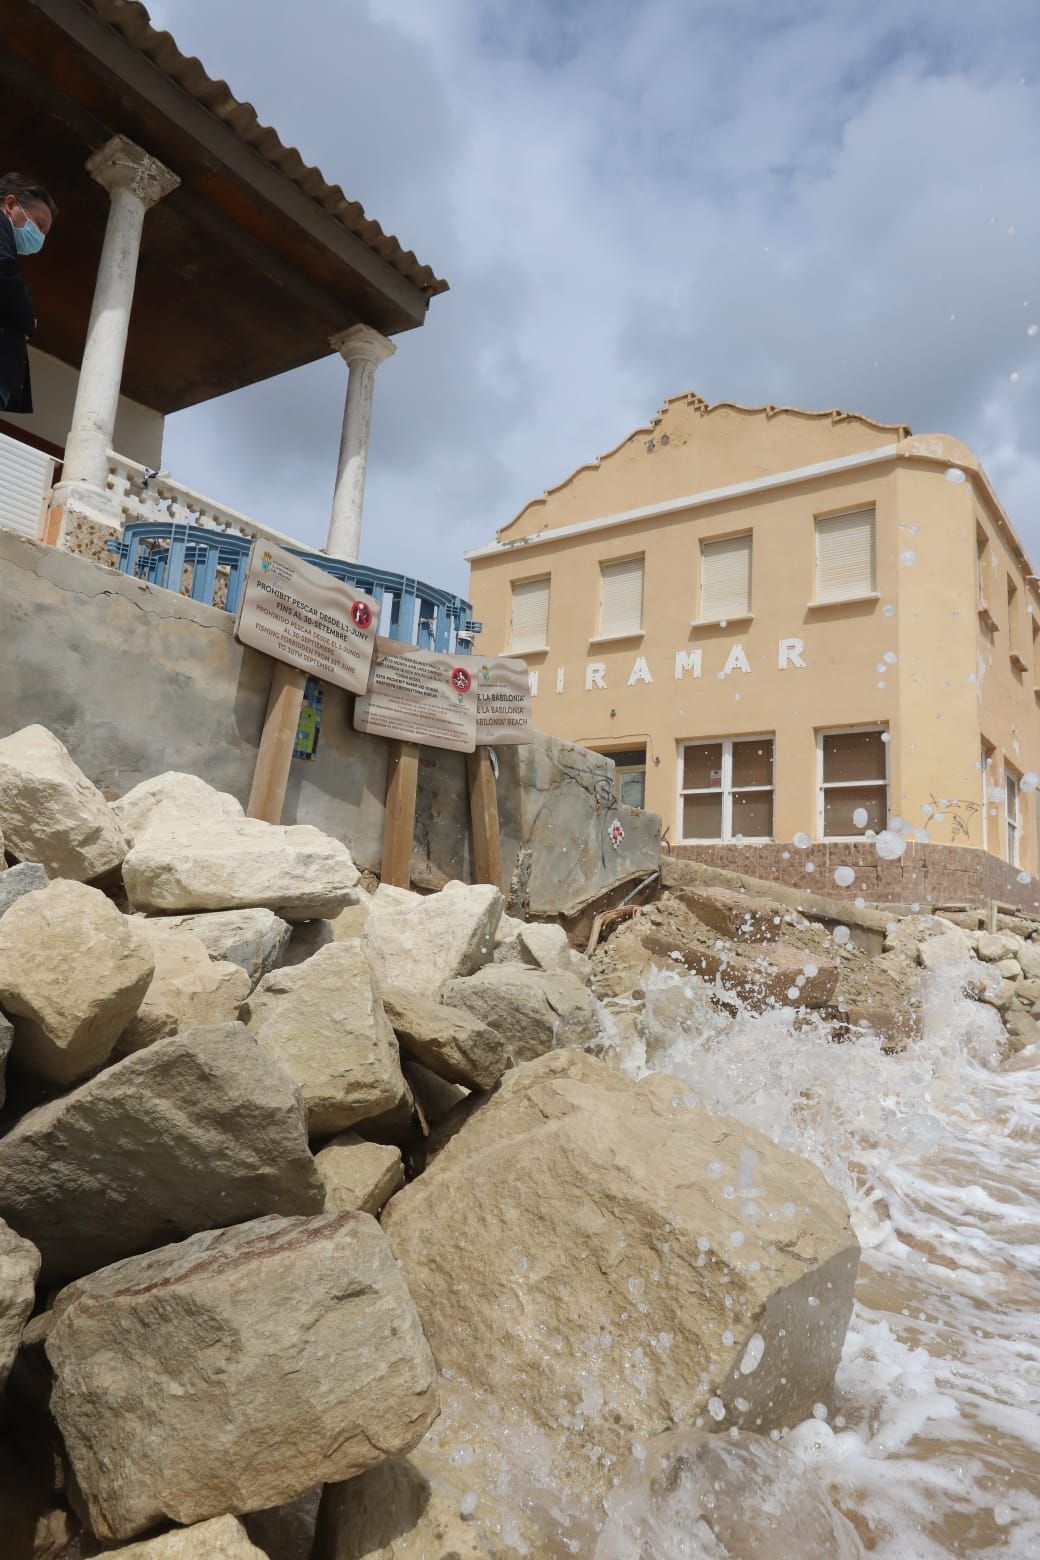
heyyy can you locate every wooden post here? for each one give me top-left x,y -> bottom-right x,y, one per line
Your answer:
467,747 -> 504,890
382,741 -> 420,888
247,660 -> 308,823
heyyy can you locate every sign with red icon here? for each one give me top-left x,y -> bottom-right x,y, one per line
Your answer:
236,540 -> 379,694
354,645 -> 478,752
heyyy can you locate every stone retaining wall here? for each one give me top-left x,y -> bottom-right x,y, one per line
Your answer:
671,839 -> 1040,914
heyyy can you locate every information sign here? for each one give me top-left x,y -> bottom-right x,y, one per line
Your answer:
235,541 -> 378,695
467,656 -> 532,746
353,647 -> 478,753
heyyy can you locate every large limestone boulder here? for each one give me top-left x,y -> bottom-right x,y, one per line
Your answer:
0,879 -> 154,1084
118,772 -> 359,920
46,1213 -> 439,1541
108,1515 -> 268,1557
243,942 -> 409,1136
442,965 -> 599,1061
0,861 -> 49,921
315,1133 -> 404,1216
363,881 -> 503,998
384,1051 -> 858,1501
0,1023 -> 324,1286
119,924 -> 251,1052
382,985 -> 508,1090
0,725 -> 127,882
155,907 -> 292,987
0,1217 -> 39,1391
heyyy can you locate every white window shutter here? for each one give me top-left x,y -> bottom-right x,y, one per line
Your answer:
510,576 -> 550,651
599,556 -> 644,636
816,509 -> 875,602
0,431 -> 53,539
700,534 -> 752,620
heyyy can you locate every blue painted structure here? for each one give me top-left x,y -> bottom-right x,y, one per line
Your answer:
108,521 -> 476,652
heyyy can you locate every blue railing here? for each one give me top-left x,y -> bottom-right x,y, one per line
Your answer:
108,521 -> 475,653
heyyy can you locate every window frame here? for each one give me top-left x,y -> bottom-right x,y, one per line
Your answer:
817,723 -> 890,841
677,734 -> 775,843
507,573 -> 551,655
813,505 -> 877,605
1006,762 -> 1021,867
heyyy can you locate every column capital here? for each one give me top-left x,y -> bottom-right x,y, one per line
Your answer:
86,135 -> 180,209
329,324 -> 396,369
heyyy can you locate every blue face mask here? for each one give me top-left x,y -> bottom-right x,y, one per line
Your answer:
11,205 -> 45,256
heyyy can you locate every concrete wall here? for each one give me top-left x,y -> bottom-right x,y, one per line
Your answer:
0,531 -> 659,915
13,347 -> 164,467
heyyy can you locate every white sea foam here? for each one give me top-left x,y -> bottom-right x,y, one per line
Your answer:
600,963 -> 1040,1555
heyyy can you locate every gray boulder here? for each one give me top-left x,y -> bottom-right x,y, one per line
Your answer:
153,908 -> 292,987
46,1213 -> 439,1541
0,1023 -> 324,1285
0,1217 -> 39,1391
442,965 -> 599,1062
0,862 -> 49,922
243,942 -> 409,1136
382,985 -> 508,1090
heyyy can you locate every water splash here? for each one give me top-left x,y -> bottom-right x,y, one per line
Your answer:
600,963 -> 1040,1554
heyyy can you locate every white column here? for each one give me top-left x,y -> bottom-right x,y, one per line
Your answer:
326,324 -> 396,560
60,136 -> 179,501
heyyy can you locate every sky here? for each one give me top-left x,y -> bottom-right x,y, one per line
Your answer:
145,0 -> 1040,600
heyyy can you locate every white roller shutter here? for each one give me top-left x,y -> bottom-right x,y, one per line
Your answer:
700,533 -> 751,619
0,431 -> 52,539
816,509 -> 875,602
599,555 -> 644,636
510,575 -> 550,651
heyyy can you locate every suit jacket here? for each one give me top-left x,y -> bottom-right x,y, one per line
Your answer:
0,214 -> 35,413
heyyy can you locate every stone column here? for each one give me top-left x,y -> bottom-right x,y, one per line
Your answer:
326,325 -> 396,561
53,136 -> 179,534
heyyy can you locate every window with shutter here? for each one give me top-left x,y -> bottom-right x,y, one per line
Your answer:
509,576 -> 550,652
598,556 -> 644,637
700,534 -> 752,621
815,509 -> 876,603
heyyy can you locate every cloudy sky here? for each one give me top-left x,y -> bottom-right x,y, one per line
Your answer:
146,0 -> 1040,599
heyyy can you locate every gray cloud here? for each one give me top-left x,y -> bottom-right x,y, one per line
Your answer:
145,0 -> 1040,598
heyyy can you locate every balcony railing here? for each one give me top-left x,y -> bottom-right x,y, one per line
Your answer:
104,453 -> 475,653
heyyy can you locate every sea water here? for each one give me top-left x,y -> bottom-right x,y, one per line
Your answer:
601,962 -> 1040,1556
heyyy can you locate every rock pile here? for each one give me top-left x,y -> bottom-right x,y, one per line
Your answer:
0,725 -> 886,1555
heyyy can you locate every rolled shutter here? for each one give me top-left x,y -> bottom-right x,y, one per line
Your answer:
816,509 -> 875,602
510,576 -> 550,651
0,431 -> 53,539
700,533 -> 751,620
599,556 -> 644,636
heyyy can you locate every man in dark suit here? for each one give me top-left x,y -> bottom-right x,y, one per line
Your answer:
0,173 -> 58,415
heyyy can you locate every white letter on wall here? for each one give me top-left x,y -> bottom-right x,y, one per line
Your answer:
674,649 -> 703,680
722,643 -> 751,676
778,637 -> 806,669
627,656 -> 654,686
585,662 -> 606,691
528,670 -> 539,697
555,667 -> 565,694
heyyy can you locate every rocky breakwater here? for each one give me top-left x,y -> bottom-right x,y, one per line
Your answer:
0,723 -> 864,1557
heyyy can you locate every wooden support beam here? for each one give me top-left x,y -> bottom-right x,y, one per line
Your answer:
382,741 -> 420,888
247,660 -> 308,824
467,747 -> 504,891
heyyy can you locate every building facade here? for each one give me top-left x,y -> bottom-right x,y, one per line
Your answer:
467,395 -> 1040,907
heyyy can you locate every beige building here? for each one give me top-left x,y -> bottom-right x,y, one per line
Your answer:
467,394 -> 1040,905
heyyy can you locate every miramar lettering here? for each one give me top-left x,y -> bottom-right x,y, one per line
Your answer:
532,637 -> 806,696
